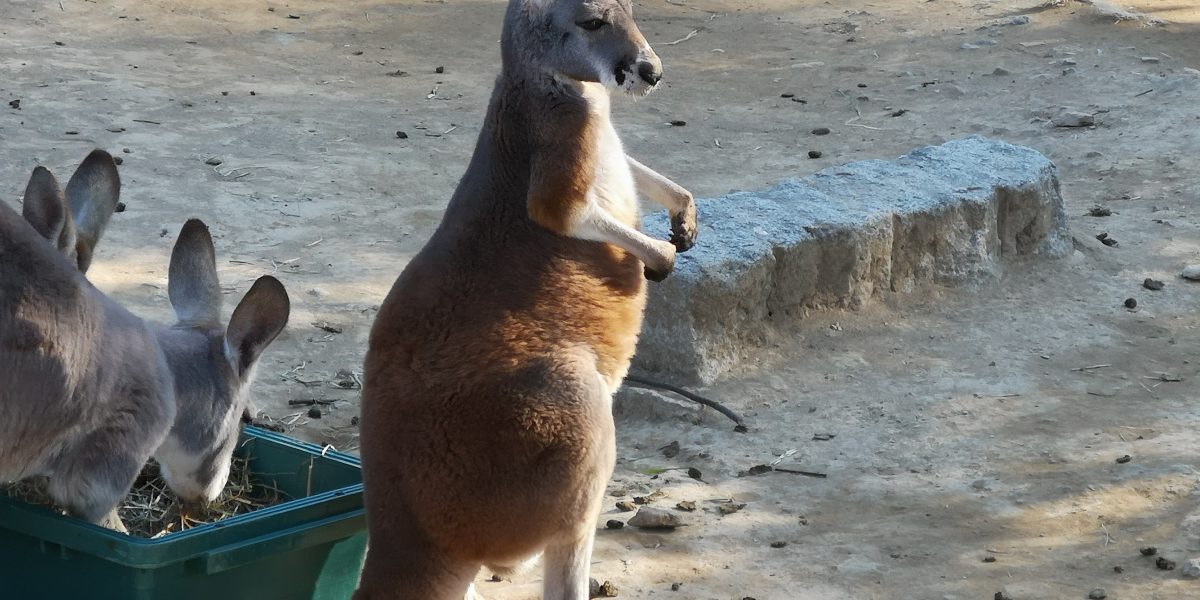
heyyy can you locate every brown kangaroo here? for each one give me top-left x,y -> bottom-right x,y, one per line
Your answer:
355,0 -> 697,598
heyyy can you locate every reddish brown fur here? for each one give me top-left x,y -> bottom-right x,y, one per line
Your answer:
356,70 -> 644,597
526,110 -> 597,237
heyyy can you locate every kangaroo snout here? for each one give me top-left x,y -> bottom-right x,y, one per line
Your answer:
637,60 -> 661,86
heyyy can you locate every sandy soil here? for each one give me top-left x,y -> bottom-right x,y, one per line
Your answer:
3,0 -> 1200,598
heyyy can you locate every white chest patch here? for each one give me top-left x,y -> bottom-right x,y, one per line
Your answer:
589,116 -> 639,227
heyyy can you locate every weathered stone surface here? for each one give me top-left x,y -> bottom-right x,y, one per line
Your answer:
633,136 -> 1069,384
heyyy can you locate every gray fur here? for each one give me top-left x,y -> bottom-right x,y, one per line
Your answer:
64,149 -> 121,273
1,164 -> 289,528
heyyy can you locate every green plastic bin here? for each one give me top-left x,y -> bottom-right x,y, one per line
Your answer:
0,427 -> 366,600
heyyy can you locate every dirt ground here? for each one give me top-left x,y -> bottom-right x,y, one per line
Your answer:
3,0 -> 1200,598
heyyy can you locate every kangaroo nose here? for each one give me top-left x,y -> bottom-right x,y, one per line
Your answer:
638,62 -> 662,86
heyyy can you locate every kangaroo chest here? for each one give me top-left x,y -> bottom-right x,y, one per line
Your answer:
588,115 -> 639,228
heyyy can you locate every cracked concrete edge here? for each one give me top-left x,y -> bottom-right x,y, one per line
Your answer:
633,136 -> 1071,385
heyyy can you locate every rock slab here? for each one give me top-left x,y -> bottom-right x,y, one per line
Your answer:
633,136 -> 1069,384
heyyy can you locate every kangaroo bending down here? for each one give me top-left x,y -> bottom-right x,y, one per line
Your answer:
1,153 -> 290,530
356,1 -> 697,598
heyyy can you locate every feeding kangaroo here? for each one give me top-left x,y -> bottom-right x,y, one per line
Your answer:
1,151 -> 290,531
356,0 -> 696,598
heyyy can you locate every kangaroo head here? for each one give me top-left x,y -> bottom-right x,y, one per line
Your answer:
154,220 -> 290,503
19,150 -> 120,273
507,0 -> 662,96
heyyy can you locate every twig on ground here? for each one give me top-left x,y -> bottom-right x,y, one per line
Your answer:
623,374 -> 747,431
661,28 -> 701,46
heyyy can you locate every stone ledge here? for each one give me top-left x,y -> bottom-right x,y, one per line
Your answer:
633,136 -> 1070,385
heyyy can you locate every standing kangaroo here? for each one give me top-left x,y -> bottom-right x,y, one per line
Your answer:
356,1 -> 697,598
1,152 -> 290,530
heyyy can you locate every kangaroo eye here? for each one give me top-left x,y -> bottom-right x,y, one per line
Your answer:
576,19 -> 606,31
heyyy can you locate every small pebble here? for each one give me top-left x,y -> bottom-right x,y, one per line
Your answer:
1124,297 -> 1137,309
605,519 -> 624,530
1156,556 -> 1175,570
113,157 -> 124,166
983,555 -> 996,563
64,130 -> 79,135
669,120 -> 687,126
1140,546 -> 1158,556
588,578 -> 618,598
1087,206 -> 1112,217
1096,232 -> 1118,247
811,127 -> 831,135
995,592 -> 1013,600
351,416 -> 360,426
671,582 -> 681,591
435,65 -> 445,74
1141,56 -> 1160,63
114,202 -> 126,213
307,407 -> 322,419
628,507 -> 683,529
1116,455 -> 1132,464
123,148 -> 131,153
1181,558 -> 1200,579
615,500 -> 636,512
718,502 -> 746,515
808,150 -> 823,159
396,131 -> 409,139
675,500 -> 697,512
1088,589 -> 1106,600
8,99 -> 20,109
1142,278 -> 1164,291
780,93 -> 794,98
769,541 -> 787,548
1181,265 -> 1200,281
205,157 -> 223,166
1113,565 -> 1124,573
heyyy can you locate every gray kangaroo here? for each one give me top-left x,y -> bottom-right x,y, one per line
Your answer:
355,1 -> 697,598
1,152 -> 290,530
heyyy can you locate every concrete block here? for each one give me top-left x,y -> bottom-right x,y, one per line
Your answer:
634,136 -> 1069,384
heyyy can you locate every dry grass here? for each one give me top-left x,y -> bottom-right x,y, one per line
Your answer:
3,457 -> 287,538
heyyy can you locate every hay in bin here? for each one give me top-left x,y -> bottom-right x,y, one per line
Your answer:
3,456 -> 288,538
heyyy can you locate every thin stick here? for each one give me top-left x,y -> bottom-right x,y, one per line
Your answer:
661,28 -> 701,46
1071,364 -> 1111,371
1100,522 -> 1116,546
773,468 -> 828,478
623,374 -> 747,431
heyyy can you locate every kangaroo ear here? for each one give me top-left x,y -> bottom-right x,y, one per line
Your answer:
21,166 -> 77,257
65,149 -> 121,273
168,219 -> 222,327
225,276 -> 290,376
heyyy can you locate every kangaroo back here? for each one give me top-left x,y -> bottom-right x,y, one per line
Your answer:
0,175 -> 174,527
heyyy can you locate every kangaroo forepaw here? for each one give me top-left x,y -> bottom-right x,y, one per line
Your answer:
669,206 -> 697,253
644,265 -> 671,282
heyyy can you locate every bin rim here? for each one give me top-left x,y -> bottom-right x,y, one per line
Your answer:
0,427 -> 364,569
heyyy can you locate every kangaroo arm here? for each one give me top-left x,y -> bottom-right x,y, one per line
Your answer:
626,155 -> 697,252
527,132 -> 675,281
